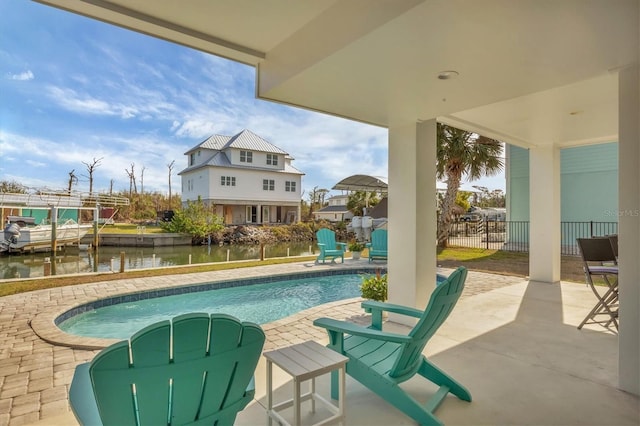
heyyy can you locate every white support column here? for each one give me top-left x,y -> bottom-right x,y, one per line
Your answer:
528,145 -> 561,283
388,120 -> 437,324
618,63 -> 640,396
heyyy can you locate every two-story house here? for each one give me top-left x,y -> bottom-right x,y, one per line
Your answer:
313,194 -> 353,222
179,129 -> 304,225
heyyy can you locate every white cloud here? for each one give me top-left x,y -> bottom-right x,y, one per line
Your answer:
8,70 -> 34,81
25,159 -> 47,168
46,86 -> 124,117
173,117 -> 226,139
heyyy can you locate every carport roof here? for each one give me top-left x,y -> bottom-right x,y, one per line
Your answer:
332,175 -> 388,192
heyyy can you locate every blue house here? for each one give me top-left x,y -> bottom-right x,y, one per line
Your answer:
507,142 -> 618,247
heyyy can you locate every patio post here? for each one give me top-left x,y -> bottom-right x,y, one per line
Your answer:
617,63 -> 640,396
528,145 -> 561,284
387,120 -> 438,324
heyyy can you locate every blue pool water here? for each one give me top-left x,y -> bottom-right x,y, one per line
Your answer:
58,273 -> 365,339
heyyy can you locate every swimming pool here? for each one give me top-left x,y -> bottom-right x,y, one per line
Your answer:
57,271 -> 374,340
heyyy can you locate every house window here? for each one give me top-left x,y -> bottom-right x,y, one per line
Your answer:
266,154 -> 278,166
285,181 -> 296,192
220,176 -> 236,186
189,153 -> 195,166
240,150 -> 253,163
263,179 -> 275,191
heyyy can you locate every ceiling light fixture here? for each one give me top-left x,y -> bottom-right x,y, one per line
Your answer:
437,70 -> 459,80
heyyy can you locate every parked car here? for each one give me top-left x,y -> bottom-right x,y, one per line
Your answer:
460,212 -> 481,222
459,207 -> 506,222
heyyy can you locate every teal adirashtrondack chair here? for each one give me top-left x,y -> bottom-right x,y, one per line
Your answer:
69,313 -> 265,426
316,228 -> 347,264
313,266 -> 471,426
366,228 -> 388,262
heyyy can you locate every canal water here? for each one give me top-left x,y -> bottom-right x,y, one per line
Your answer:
0,242 -> 318,280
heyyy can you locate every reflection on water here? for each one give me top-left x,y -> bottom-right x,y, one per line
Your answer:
0,242 -> 318,279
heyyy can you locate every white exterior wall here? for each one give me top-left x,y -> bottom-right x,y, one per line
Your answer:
181,168 -> 210,203
225,148 -> 284,171
314,211 -> 348,222
329,195 -> 348,206
205,168 -> 300,203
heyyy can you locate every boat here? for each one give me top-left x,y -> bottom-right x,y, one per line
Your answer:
1,216 -> 92,254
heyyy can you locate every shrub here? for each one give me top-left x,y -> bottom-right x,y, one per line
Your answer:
268,226 -> 291,240
360,270 -> 387,301
161,198 -> 224,238
348,240 -> 365,252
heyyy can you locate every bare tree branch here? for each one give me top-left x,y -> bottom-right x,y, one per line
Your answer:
67,169 -> 78,194
125,163 -> 137,197
167,160 -> 175,210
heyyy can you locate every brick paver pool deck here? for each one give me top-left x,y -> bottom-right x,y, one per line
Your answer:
0,260 -> 522,425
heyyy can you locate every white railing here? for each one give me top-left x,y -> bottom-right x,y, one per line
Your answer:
0,190 -> 129,208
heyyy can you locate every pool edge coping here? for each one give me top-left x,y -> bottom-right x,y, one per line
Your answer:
30,261 -> 386,350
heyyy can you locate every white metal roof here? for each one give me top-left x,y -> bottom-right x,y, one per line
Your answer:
198,134 -> 231,151
224,129 -> 288,154
178,150 -> 304,175
332,175 -> 388,192
185,129 -> 289,155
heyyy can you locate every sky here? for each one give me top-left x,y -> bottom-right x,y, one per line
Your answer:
0,0 -> 505,200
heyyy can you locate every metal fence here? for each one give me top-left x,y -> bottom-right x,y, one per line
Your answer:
560,221 -> 618,255
446,220 -> 617,256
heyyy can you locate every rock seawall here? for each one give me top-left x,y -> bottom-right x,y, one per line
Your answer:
207,223 -> 350,245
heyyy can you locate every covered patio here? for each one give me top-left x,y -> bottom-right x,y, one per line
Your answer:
24,0 -> 640,420
0,264 -> 634,425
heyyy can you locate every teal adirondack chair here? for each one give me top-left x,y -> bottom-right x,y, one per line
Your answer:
366,229 -> 388,262
313,266 -> 471,426
316,228 -> 347,264
69,313 -> 265,426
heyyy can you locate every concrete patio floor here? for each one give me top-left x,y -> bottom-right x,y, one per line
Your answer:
0,261 -> 637,425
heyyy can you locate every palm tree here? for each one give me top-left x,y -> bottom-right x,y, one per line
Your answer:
347,191 -> 380,216
436,124 -> 503,247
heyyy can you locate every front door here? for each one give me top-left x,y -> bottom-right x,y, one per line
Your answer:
246,206 -> 257,223
224,206 -> 233,224
262,206 -> 270,223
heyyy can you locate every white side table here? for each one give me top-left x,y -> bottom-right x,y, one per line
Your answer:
264,340 -> 348,426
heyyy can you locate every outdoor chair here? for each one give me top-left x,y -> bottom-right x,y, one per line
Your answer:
315,228 -> 347,264
608,234 -> 619,261
313,266 -> 471,425
366,228 -> 388,262
69,313 -> 265,425
576,238 -> 619,331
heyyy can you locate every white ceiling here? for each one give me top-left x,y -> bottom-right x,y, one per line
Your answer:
36,0 -> 639,148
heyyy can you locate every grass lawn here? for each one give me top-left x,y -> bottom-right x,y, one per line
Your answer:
438,246 -> 585,283
0,255 -> 318,297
